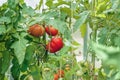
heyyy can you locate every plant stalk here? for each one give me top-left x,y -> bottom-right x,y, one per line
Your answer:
91,0 -> 97,80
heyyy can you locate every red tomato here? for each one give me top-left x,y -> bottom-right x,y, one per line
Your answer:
58,70 -> 64,78
51,38 -> 64,50
45,25 -> 58,36
46,42 -> 56,53
28,24 -> 45,37
54,74 -> 59,80
46,37 -> 64,53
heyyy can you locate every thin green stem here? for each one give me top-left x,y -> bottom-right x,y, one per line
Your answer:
70,0 -> 75,79
91,0 -> 97,80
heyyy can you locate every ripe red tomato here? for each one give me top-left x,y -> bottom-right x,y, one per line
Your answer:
28,24 -> 45,37
46,42 -> 56,53
58,70 -> 64,78
51,38 -> 64,50
46,37 -> 64,53
54,74 -> 59,80
45,25 -> 58,36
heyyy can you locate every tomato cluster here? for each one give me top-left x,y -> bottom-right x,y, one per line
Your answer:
28,24 -> 64,53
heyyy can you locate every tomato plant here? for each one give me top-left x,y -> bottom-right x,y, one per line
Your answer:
0,0 -> 120,80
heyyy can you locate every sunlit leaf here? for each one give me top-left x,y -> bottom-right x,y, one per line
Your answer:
115,71 -> 120,80
22,4 -> 35,16
35,0 -> 43,10
60,7 -> 71,17
11,33 -> 28,64
80,23 -> 87,37
46,0 -> 53,8
73,11 -> 89,32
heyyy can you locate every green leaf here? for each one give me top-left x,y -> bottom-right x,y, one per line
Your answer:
8,0 -> 19,9
20,74 -> 27,80
21,60 -> 28,72
0,25 -> 6,34
28,11 -> 59,26
21,44 -> 35,72
0,17 -> 11,24
0,58 -> 5,79
98,27 -> 108,44
73,11 -> 89,32
29,65 -> 41,80
11,57 -> 20,79
91,42 -> 120,70
46,0 -> 53,8
42,11 -> 59,19
114,71 -> 120,79
60,7 -> 71,17
0,58 -> 2,72
111,0 -> 119,9
11,33 -> 28,64
25,45 -> 35,61
114,36 -> 120,47
0,74 -> 4,80
64,27 -> 72,40
35,0 -> 43,10
1,51 -> 10,74
96,0 -> 108,14
55,0 -> 70,8
21,45 -> 35,72
22,4 -> 35,16
59,46 -> 70,55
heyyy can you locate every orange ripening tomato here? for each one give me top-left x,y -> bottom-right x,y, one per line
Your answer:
58,70 -> 64,78
54,74 -> 59,80
28,24 -> 45,37
45,25 -> 58,36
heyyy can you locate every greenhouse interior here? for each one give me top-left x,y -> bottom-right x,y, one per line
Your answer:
0,0 -> 120,80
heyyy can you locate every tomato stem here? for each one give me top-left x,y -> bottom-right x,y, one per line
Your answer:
90,0 -> 98,79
